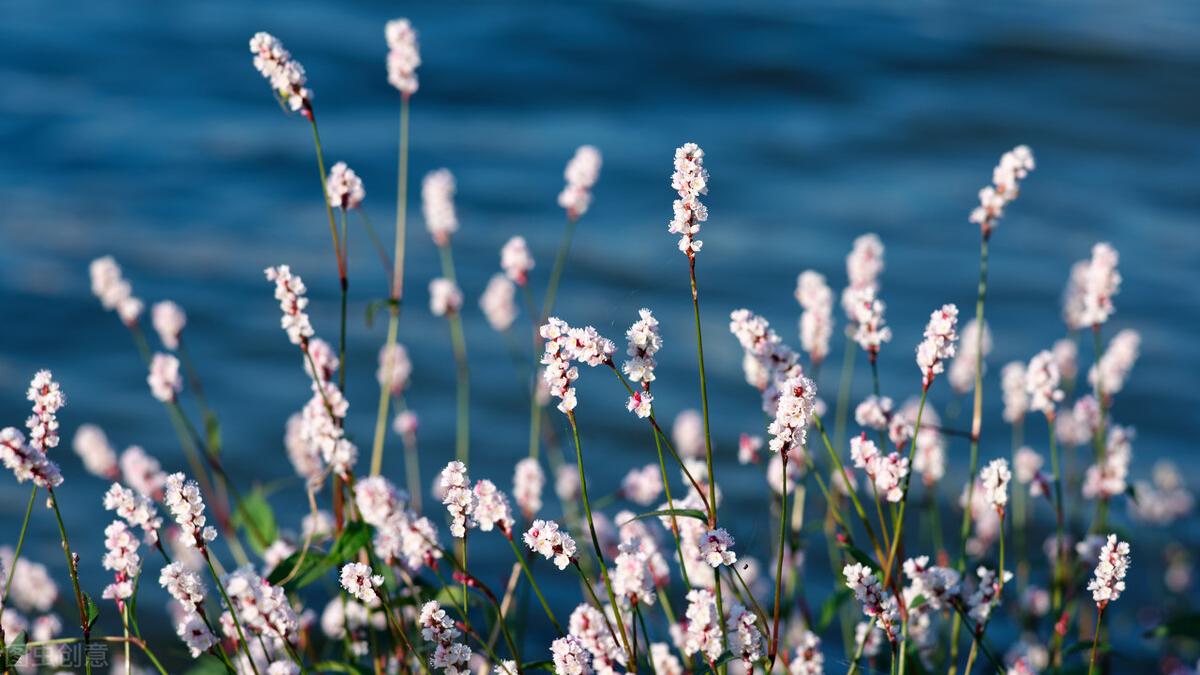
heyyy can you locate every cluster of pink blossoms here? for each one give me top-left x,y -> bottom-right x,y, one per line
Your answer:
766,375 -> 818,456
500,236 -> 535,286
419,601 -> 472,673
970,145 -> 1035,235
523,519 -> 577,570
423,168 -> 459,246
623,308 -> 661,418
355,476 -> 441,571
265,265 -> 314,346
163,472 -> 217,550
340,562 -> 385,604
844,562 -> 900,643
480,273 -> 517,332
429,278 -> 463,317
840,233 -> 884,321
100,520 -> 140,606
1025,350 -> 1064,417
1089,328 -> 1140,400
539,317 -> 615,414
668,143 -> 708,255
326,162 -> 365,210
90,256 -> 143,325
385,19 -> 420,97
248,32 -> 312,114
558,145 -> 603,220
916,304 -> 960,389
151,300 -> 187,350
1,372 -> 65,488
851,434 -> 909,502
795,270 -> 834,366
979,458 -> 1012,513
147,352 -> 183,403
1087,535 -> 1131,608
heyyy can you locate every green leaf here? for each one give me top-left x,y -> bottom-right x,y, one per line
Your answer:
85,591 -> 101,630
311,661 -> 367,674
1125,483 -> 1138,505
233,488 -> 278,554
205,415 -> 222,456
520,661 -> 555,672
816,588 -> 851,631
908,594 -> 928,611
1144,612 -> 1200,640
273,521 -> 372,590
3,631 -> 27,668
840,541 -> 882,574
627,508 -> 708,523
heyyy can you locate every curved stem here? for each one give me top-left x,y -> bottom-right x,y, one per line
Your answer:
203,552 -> 260,675
505,535 -> 563,635
0,485 -> 38,663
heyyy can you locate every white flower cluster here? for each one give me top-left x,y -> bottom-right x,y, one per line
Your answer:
500,236 -> 535,286
916,304 -> 959,388
623,308 -> 662,417
513,457 -> 545,519
1129,460 -> 1194,526
1082,425 -> 1133,500
249,32 -> 312,113
73,424 -> 119,479
1089,328 -> 1139,399
298,380 -> 357,478
727,603 -> 765,667
148,352 -> 183,403
979,458 -> 1012,512
100,520 -> 140,604
568,603 -> 625,672
26,369 -> 63,452
163,472 -> 218,549
551,635 -> 593,675
965,566 -> 1011,625
559,145 -> 603,220
354,476 -> 441,571
539,317 -> 615,413
612,537 -> 656,605
1000,361 -> 1029,423
472,478 -> 515,534
160,561 -> 207,608
949,319 -> 991,394
668,143 -> 708,255
340,562 -> 385,604
730,308 -> 805,414
851,435 -> 909,502
855,395 -> 893,432
419,600 -> 472,674
103,482 -> 163,544
151,300 -> 187,350
1014,448 -> 1048,498
265,265 -> 314,346
326,161 -> 365,210
0,547 -> 58,613
430,277 -> 463,317
681,588 -> 724,662
844,562 -> 899,642
969,145 -> 1035,234
423,168 -> 458,246
1024,350 -> 1064,417
848,286 -> 892,356
1,426 -> 63,488
440,461 -> 476,537
620,464 -> 663,506
120,445 -> 167,499
795,270 -> 834,366
221,565 -> 300,646
480,273 -> 517,332
840,234 -> 884,320
523,519 -> 577,570
698,528 -> 737,568
1074,243 -> 1122,328
385,19 -> 420,96
789,630 -> 824,675
766,375 -> 817,456
377,343 -> 413,397
175,611 -> 218,658
90,256 -> 144,325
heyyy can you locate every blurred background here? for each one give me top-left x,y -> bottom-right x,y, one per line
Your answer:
2,0 -> 1198,668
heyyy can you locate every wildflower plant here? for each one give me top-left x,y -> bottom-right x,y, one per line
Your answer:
0,25 -> 1184,675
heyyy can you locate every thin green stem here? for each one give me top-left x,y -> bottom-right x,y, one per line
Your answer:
370,305 -> 401,477
567,413 -> 635,668
881,387 -> 930,589
0,485 -> 37,663
505,535 -> 563,635
768,455 -> 788,665
338,207 -> 349,393
1088,606 -> 1105,675
204,553 -> 260,675
541,217 -> 578,321
46,488 -> 92,675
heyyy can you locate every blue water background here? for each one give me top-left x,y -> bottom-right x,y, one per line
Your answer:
1,0 -> 1199,665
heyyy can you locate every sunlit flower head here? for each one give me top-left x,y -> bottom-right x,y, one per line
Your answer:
385,19 -> 421,96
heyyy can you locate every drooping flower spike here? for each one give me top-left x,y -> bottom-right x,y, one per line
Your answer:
249,32 -> 313,115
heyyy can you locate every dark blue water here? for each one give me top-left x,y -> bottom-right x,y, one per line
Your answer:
2,0 -> 1198,667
